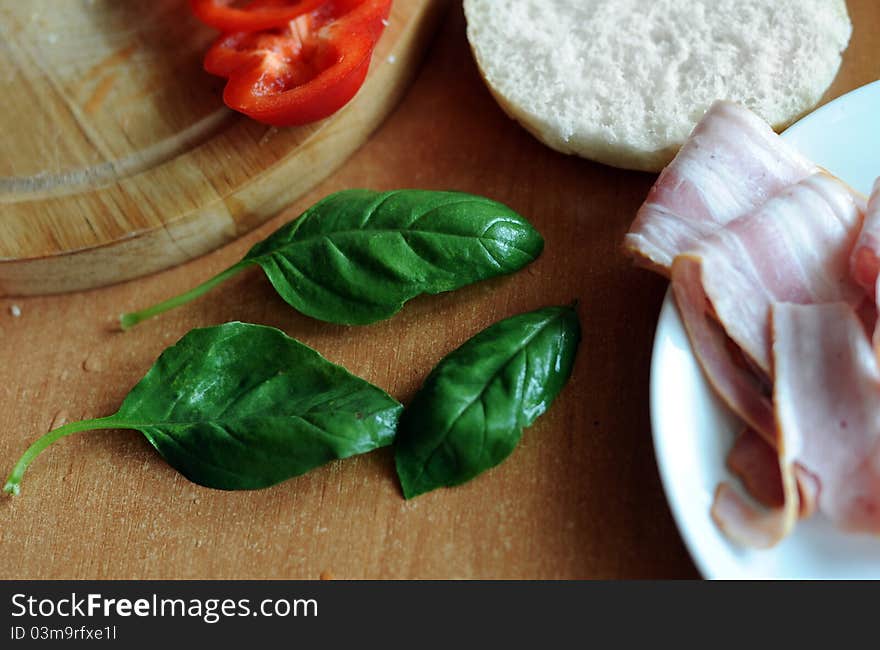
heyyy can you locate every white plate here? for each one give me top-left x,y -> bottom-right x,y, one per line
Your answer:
650,81 -> 880,580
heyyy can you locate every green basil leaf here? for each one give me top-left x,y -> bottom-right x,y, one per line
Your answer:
121,189 -> 544,329
4,322 -> 402,494
394,305 -> 581,499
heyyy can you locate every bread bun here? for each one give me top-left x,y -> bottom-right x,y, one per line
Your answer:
464,0 -> 852,172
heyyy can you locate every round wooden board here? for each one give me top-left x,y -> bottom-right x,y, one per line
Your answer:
0,0 -> 446,295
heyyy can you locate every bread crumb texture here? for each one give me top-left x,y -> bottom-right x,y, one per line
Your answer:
464,0 -> 852,171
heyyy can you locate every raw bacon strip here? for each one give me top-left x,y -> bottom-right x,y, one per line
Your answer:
673,258 -> 776,438
850,178 -> 880,294
773,302 -> 880,533
696,173 -> 864,373
711,477 -> 798,549
794,465 -> 820,521
625,101 -> 817,274
672,173 -> 865,440
726,428 -> 784,508
726,428 -> 819,519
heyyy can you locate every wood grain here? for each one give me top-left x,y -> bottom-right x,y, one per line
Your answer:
0,0 -> 446,295
0,1 -> 877,579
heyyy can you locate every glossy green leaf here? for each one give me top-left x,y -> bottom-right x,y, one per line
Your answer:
395,305 -> 581,499
121,189 -> 544,328
4,322 -> 402,494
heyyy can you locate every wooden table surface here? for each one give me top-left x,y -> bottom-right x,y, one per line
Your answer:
1,2 -> 878,580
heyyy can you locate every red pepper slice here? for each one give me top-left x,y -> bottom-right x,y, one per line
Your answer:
190,0 -> 327,33
204,0 -> 392,127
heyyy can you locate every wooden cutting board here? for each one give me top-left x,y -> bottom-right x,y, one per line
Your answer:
0,0 -> 446,295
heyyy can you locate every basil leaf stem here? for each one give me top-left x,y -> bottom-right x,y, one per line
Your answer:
4,417 -> 119,495
120,264 -> 246,330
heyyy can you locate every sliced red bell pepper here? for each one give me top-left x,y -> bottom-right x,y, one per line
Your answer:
204,0 -> 392,127
190,0 -> 327,33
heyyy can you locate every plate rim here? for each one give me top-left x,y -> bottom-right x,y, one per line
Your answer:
650,288 -> 719,579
